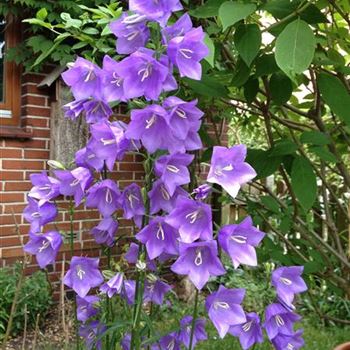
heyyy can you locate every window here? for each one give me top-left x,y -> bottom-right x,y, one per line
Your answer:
0,16 -> 21,127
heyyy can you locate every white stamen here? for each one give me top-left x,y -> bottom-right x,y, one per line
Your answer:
105,189 -> 113,204
275,315 -> 285,327
160,185 -> 171,201
84,69 -> 95,83
87,154 -> 96,160
231,235 -> 247,244
167,340 -> 175,350
88,331 -> 95,339
214,164 -> 234,177
76,266 -> 86,280
175,108 -> 187,119
138,65 -> 152,82
125,30 -> 139,41
122,14 -> 147,25
111,72 -> 122,86
39,185 -> 51,191
38,240 -> 50,253
214,301 -> 230,310
166,165 -> 180,173
128,193 -> 139,209
287,344 -> 295,350
156,224 -> 165,240
179,48 -> 194,59
185,210 -> 201,224
242,321 -> 253,332
145,114 -> 157,129
70,178 -> 80,187
31,212 -> 41,218
194,249 -> 203,266
280,277 -> 292,285
101,138 -> 116,146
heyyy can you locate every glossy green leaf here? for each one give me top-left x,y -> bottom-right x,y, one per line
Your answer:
204,34 -> 215,67
184,76 -> 228,98
189,0 -> 225,18
219,2 -> 256,31
243,77 -> 259,103
309,146 -> 338,163
269,140 -> 298,156
36,8 -> 48,20
300,131 -> 330,146
232,59 -> 251,87
247,149 -> 283,179
254,54 -> 279,77
269,72 -> 293,105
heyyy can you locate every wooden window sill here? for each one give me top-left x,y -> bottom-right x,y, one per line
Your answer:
0,125 -> 33,139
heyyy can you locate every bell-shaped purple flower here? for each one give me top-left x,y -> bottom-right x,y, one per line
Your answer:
110,13 -> 150,55
100,272 -> 124,298
125,105 -> 173,154
178,316 -> 207,349
136,217 -> 178,259
28,172 -> 60,205
91,217 -> 118,246
229,312 -> 264,350
207,145 -> 257,198
83,99 -> 113,124
129,0 -> 183,27
264,303 -> 301,340
272,266 -> 308,307
171,240 -> 225,290
54,167 -> 93,207
218,216 -> 265,269
75,147 -> 104,171
122,183 -> 145,228
24,231 -> 62,269
166,196 -> 212,243
62,57 -> 104,100
23,197 -> 57,232
76,295 -> 100,323
193,184 -> 212,201
205,285 -> 246,338
63,98 -> 89,120
121,279 -> 136,305
125,243 -> 156,271
148,179 -> 188,214
162,13 -> 193,43
159,333 -> 181,350
168,27 -> 209,80
86,179 -> 122,217
115,48 -> 169,101
272,329 -> 304,350
64,257 -> 104,298
102,55 -> 126,103
79,320 -> 107,350
154,153 -> 194,196
144,276 -> 172,305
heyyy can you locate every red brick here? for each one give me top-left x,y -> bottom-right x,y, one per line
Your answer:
22,83 -> 50,96
0,171 -> 24,181
0,148 -> 23,158
119,162 -> 144,171
0,193 -> 24,203
32,129 -> 50,138
22,73 -> 46,84
0,214 -> 22,225
24,149 -> 49,159
22,106 -> 51,117
2,160 -> 44,170
3,204 -> 26,214
4,139 -> 47,149
1,247 -> 24,258
22,95 -> 47,106
24,117 -> 49,128
5,181 -> 32,191
72,210 -> 100,220
0,236 -> 22,247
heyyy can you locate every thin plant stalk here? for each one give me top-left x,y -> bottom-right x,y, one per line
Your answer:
189,288 -> 200,350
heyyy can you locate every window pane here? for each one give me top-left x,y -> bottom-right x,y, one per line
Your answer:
0,18 -> 5,103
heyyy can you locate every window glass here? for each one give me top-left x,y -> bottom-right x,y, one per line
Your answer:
0,18 -> 5,103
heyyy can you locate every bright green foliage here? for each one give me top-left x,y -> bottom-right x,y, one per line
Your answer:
219,2 -> 256,31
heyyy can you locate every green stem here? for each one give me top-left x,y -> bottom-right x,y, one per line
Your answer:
189,289 -> 200,350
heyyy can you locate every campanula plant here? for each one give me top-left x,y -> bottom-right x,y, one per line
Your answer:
23,1 -> 308,349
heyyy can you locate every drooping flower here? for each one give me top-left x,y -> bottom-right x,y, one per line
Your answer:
205,285 -> 246,338
110,13 -> 150,55
218,216 -> 265,269
23,197 -> 57,232
144,276 -> 172,305
63,98 -> 89,120
168,27 -> 209,80
229,312 -> 264,350
63,257 -> 104,298
148,179 -> 187,214
154,153 -> 194,195
28,172 -> 60,205
207,145 -> 257,198
271,266 -> 308,307
62,57 -> 104,100
100,272 -> 124,298
86,179 -> 122,217
75,146 -> 104,172
162,13 -> 193,43
91,217 -> 118,246
193,184 -> 212,201
166,196 -> 212,243
83,99 -> 113,124
124,242 -> 156,271
115,48 -> 170,100
79,320 -> 107,350
136,216 -> 178,259
159,333 -> 181,350
264,303 -> 301,340
178,316 -> 207,349
125,105 -> 172,154
129,0 -> 183,27
171,240 -> 225,290
24,231 -> 63,269
122,183 -> 145,228
54,167 -> 93,207
272,329 -> 305,350
76,295 -> 100,323
121,279 -> 136,305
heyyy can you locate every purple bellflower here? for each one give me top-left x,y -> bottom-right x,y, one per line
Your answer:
179,316 -> 207,349
83,99 -> 113,124
86,179 -> 122,217
110,13 -> 150,55
154,153 -> 194,195
62,57 -> 104,100
100,272 -> 124,298
166,196 -> 212,243
75,146 -> 104,172
229,312 -> 264,350
272,329 -> 305,350
207,145 -> 257,198
205,285 -> 246,338
264,303 -> 301,340
24,231 -> 63,269
122,183 -> 145,228
54,167 -> 93,207
136,216 -> 178,259
23,197 -> 57,232
124,242 -> 156,271
76,295 -> 100,323
162,13 -> 193,43
129,0 -> 183,27
28,172 -> 60,205
79,320 -> 107,350
64,257 -> 104,298
193,184 -> 212,201
144,276 -> 172,305
102,55 -> 126,102
218,216 -> 265,269
168,27 -> 209,80
171,240 -> 225,290
91,217 -> 118,247
272,266 -> 308,307
159,333 -> 181,350
63,98 -> 89,120
121,279 -> 136,305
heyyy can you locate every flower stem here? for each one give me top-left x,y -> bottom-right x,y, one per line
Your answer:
189,288 -> 199,350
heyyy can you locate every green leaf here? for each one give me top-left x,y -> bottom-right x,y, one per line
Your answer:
219,2 -> 256,31
261,196 -> 280,214
300,131 -> 330,146
309,146 -> 337,163
204,34 -> 215,67
234,24 -> 261,67
22,18 -> 53,30
269,72 -> 293,105
275,19 -> 316,79
82,27 -> 100,35
184,76 -> 228,98
318,73 -> 350,127
291,156 -> 317,211
189,0 -> 226,18
254,54 -> 279,77
232,59 -> 251,87
36,8 -> 48,20
243,77 -> 259,103
32,38 -> 65,67
269,139 -> 298,156
247,149 -> 283,179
